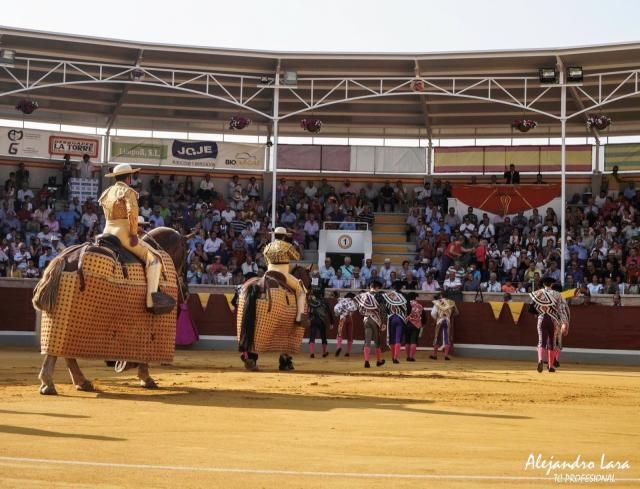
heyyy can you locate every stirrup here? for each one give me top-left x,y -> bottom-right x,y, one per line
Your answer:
114,361 -> 139,373
114,360 -> 128,373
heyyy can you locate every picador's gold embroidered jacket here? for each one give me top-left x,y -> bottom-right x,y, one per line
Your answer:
98,181 -> 139,236
262,239 -> 301,265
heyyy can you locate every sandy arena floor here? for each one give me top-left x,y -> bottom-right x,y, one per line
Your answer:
0,348 -> 638,489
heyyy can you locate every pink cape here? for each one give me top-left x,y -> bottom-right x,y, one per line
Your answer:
175,303 -> 199,346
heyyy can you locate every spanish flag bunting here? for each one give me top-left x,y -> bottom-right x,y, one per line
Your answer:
224,293 -> 236,311
488,301 -> 504,320
506,301 -> 525,325
197,292 -> 210,311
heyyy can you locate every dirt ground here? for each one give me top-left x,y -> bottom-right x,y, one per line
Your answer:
0,348 -> 638,489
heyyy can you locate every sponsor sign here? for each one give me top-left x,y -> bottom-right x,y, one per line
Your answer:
0,127 -> 101,160
110,137 -> 265,170
49,135 -> 100,158
110,141 -> 168,161
171,140 -> 218,160
0,128 -> 46,158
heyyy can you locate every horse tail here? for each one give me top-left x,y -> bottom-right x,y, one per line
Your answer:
238,284 -> 260,353
32,256 -> 65,312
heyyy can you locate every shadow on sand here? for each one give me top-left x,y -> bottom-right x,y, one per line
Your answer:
0,409 -> 90,419
91,386 -> 530,420
0,424 -> 124,441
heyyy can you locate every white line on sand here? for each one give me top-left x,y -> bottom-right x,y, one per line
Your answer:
0,456 -> 573,481
2,456 -> 639,482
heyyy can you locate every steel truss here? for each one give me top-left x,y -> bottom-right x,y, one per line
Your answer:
279,76 -> 561,121
278,69 -> 640,122
2,57 -> 639,123
0,57 -> 272,119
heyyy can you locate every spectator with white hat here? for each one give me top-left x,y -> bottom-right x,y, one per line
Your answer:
378,258 -> 395,284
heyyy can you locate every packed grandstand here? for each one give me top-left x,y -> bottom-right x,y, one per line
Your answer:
1,159 -> 638,301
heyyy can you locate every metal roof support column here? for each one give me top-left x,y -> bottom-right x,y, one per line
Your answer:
560,75 -> 567,286
270,67 -> 281,235
99,130 -> 111,194
414,60 -> 433,147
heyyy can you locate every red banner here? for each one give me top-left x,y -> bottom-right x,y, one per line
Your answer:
452,184 -> 560,215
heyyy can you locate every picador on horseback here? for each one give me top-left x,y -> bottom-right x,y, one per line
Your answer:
236,226 -> 310,372
99,163 -> 176,314
261,226 -> 307,324
33,163 -> 186,395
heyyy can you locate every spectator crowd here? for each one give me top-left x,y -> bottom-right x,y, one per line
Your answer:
2,159 -> 408,285
398,169 -> 640,299
1,159 -> 638,300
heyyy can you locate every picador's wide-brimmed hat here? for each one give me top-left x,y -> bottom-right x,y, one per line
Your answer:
105,163 -> 140,178
272,226 -> 291,236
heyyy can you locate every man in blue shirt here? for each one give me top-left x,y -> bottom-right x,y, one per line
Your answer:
328,268 -> 345,289
623,182 -> 636,200
38,247 -> 55,270
566,262 -> 584,285
319,257 -> 336,286
280,205 -> 297,228
187,232 -> 205,252
56,203 -> 79,232
339,214 -> 357,231
568,236 -> 589,265
431,218 -> 451,236
360,258 -> 375,284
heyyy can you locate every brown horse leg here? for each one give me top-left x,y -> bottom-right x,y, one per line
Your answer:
38,355 -> 58,395
137,363 -> 158,389
64,358 -> 94,392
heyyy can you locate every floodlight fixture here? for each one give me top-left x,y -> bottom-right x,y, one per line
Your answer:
538,67 -> 558,84
283,71 -> 297,85
566,66 -> 583,83
0,49 -> 16,67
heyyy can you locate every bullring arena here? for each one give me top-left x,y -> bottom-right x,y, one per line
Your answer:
1,20 -> 640,489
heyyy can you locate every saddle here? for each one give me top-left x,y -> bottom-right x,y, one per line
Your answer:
34,233 -> 164,313
94,234 -> 144,265
243,271 -> 296,294
61,234 -> 148,289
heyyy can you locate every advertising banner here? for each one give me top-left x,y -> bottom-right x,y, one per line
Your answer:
0,127 -> 100,160
109,137 -> 265,170
49,135 -> 100,158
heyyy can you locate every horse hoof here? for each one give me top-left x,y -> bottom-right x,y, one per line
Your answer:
40,384 -> 58,396
244,359 -> 258,371
75,380 -> 94,392
140,378 -> 158,389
